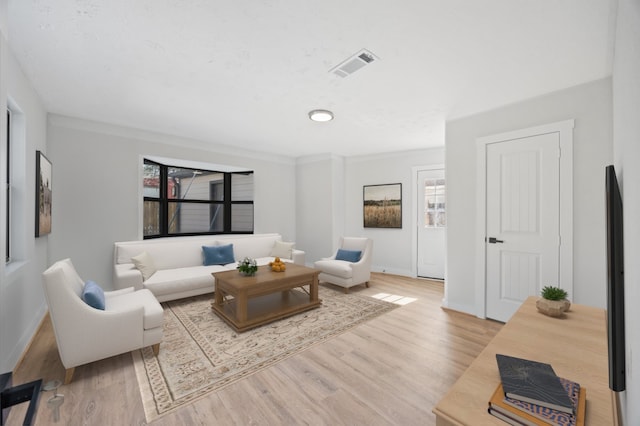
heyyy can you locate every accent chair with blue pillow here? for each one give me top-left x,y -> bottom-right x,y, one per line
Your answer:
314,237 -> 373,293
42,258 -> 163,384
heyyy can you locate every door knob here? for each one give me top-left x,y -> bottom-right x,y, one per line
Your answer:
488,237 -> 504,244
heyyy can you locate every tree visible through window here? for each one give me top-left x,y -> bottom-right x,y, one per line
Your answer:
143,159 -> 254,238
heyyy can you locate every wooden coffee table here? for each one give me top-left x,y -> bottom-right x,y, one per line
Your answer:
211,263 -> 321,332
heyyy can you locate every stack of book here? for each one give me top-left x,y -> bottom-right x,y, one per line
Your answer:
488,354 -> 587,426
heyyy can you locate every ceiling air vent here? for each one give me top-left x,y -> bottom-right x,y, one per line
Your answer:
330,49 -> 379,78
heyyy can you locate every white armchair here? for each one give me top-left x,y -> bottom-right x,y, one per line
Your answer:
314,237 -> 373,293
42,259 -> 163,384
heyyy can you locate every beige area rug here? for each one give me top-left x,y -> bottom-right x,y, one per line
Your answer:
132,285 -> 398,422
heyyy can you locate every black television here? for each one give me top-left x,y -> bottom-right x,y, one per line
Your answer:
605,165 -> 625,392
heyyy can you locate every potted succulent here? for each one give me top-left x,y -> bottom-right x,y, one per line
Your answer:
237,257 -> 258,276
536,286 -> 571,317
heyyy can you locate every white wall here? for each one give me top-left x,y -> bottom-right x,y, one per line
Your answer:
47,115 -> 297,289
295,148 -> 445,274
613,0 -> 640,422
0,1 -> 6,39
295,154 -> 343,265
446,78 -> 613,315
344,148 -> 445,276
0,32 -> 49,373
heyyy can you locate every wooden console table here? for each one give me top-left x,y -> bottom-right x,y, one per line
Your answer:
433,296 -> 619,425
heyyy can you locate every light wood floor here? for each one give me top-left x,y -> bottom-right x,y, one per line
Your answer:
8,273 -> 502,425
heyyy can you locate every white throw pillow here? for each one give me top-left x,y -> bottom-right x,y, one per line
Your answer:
131,251 -> 157,281
270,241 -> 295,259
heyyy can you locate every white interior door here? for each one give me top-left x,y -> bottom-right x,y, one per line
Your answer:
485,133 -> 560,322
417,169 -> 445,279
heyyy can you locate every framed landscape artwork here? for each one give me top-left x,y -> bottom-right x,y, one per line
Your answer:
35,150 -> 52,237
363,183 -> 402,228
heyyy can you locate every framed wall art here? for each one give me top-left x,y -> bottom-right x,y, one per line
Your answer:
363,183 -> 402,228
35,150 -> 52,237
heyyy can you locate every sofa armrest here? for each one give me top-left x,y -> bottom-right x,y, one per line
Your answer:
321,251 -> 338,261
114,264 -> 143,291
291,249 -> 306,265
348,247 -> 372,284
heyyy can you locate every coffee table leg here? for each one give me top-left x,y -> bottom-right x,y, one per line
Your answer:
236,293 -> 248,322
310,274 -> 319,301
214,287 -> 223,306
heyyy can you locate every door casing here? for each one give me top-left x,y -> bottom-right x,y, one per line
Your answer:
474,120 -> 574,319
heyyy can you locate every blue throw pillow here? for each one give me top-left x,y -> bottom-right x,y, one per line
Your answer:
82,280 -> 105,310
335,249 -> 362,262
203,244 -> 235,266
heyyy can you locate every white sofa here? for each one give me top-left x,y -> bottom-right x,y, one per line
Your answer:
113,233 -> 304,302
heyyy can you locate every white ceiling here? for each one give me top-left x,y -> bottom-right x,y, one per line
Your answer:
6,0 -> 616,157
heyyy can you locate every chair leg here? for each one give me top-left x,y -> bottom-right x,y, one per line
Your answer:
365,281 -> 370,288
64,367 -> 75,385
152,343 -> 160,356
343,287 -> 349,294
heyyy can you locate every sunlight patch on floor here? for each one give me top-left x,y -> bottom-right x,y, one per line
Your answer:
371,293 -> 417,305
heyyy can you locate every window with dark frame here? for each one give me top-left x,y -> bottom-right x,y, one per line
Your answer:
424,178 -> 446,228
5,109 -> 10,263
143,159 -> 254,238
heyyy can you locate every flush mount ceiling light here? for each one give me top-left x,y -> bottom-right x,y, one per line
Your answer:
308,109 -> 334,122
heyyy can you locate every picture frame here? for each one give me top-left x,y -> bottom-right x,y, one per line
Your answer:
363,183 -> 402,228
35,150 -> 52,237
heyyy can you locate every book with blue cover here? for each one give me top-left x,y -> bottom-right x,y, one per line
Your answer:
495,354 -> 574,414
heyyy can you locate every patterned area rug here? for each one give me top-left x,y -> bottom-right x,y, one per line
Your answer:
132,285 -> 398,422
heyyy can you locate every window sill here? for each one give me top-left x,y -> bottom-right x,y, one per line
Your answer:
5,260 -> 29,277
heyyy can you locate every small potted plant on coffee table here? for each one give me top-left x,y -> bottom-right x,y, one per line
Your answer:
237,257 -> 258,276
536,286 -> 571,317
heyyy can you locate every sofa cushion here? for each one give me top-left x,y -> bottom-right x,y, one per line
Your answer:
116,237 -> 217,269
341,237 -> 369,251
335,249 -> 362,262
203,244 -> 235,265
131,251 -> 157,281
143,265 -> 226,296
270,240 -> 295,259
313,260 -> 354,279
82,280 -> 105,310
106,289 -> 163,329
216,234 -> 281,260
